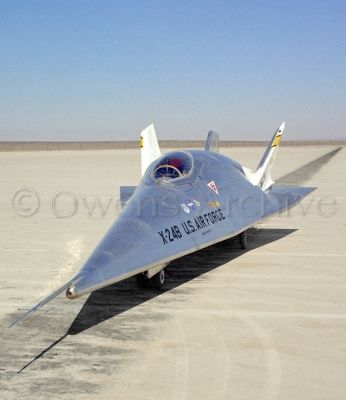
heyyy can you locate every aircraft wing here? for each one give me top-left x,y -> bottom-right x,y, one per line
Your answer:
263,185 -> 316,217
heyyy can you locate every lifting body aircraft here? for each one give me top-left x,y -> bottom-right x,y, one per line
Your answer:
10,122 -> 315,326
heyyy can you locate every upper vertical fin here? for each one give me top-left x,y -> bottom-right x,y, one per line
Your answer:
140,124 -> 161,176
205,131 -> 219,152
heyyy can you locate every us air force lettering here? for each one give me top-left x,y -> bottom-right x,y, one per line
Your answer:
10,122 -> 316,327
158,208 -> 226,245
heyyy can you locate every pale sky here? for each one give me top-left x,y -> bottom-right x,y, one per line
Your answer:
1,0 -> 345,141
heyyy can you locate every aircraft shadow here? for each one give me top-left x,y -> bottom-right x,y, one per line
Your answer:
18,227 -> 296,373
276,147 -> 342,185
68,227 -> 296,335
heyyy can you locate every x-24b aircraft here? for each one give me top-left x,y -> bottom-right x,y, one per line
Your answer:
11,122 -> 315,326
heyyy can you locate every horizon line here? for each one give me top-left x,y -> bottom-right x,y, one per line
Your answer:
0,139 -> 345,152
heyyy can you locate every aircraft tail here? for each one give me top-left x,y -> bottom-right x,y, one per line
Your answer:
140,124 -> 161,176
205,131 -> 219,152
243,122 -> 285,190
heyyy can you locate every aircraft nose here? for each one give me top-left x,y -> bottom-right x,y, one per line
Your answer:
66,285 -> 78,299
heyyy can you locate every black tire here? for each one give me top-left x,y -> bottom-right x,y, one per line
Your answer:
239,230 -> 248,250
135,273 -> 148,288
151,269 -> 165,290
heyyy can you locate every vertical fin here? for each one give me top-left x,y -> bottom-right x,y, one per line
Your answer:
140,124 -> 161,176
243,122 -> 285,190
205,131 -> 219,152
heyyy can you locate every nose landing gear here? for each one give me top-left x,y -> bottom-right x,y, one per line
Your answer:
238,230 -> 248,249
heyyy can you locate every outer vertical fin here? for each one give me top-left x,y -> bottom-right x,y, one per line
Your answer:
243,122 -> 285,190
205,131 -> 219,152
140,124 -> 161,176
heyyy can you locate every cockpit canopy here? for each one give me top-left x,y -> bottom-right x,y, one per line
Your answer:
152,151 -> 193,180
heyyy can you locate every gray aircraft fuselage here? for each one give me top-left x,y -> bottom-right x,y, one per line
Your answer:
67,149 -> 311,298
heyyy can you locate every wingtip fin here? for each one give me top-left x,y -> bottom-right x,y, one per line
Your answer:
243,121 -> 286,190
271,121 -> 285,148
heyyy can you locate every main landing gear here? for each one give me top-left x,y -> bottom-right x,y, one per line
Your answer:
135,268 -> 166,290
151,269 -> 165,289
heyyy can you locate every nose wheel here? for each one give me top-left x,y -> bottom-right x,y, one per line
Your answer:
135,273 -> 149,288
239,230 -> 248,249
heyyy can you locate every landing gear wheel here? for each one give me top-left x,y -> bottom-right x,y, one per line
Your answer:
151,269 -> 165,290
135,273 -> 148,288
239,230 -> 248,250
